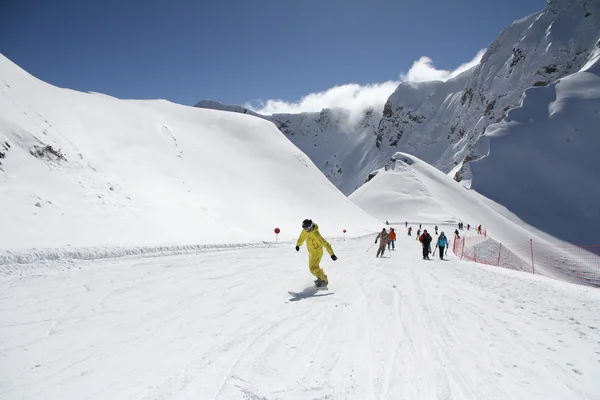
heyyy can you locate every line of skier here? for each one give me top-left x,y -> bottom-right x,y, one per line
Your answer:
457,221 -> 484,235
293,218 -> 472,291
374,224 -> 449,260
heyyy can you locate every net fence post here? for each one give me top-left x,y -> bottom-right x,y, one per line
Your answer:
497,243 -> 502,266
530,239 -> 535,274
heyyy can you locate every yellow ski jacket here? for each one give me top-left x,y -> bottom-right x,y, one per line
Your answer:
296,224 -> 334,256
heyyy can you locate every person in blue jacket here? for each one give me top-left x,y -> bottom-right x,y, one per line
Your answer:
436,232 -> 449,260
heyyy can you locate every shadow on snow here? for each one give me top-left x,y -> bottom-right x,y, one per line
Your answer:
287,287 -> 334,302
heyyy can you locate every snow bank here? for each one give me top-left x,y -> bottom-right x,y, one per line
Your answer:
0,54 -> 381,253
0,242 -> 276,273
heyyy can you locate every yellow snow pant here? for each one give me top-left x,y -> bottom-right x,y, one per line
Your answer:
308,249 -> 328,282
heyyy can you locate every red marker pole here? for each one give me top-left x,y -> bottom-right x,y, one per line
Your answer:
274,227 -> 280,242
343,229 -> 347,240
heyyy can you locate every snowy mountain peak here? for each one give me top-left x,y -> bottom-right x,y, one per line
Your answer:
376,0 -> 600,179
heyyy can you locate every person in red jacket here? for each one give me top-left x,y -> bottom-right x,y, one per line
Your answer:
419,229 -> 433,260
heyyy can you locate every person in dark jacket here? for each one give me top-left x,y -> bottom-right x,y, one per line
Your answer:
418,229 -> 432,260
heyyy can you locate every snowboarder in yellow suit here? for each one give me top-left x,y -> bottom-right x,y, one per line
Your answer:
296,219 -> 337,289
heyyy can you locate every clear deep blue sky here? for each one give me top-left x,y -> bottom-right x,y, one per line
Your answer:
1,0 -> 545,106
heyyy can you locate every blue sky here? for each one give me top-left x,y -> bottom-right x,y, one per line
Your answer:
1,0 -> 545,111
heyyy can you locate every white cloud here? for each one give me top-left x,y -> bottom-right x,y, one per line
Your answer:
246,49 -> 486,116
401,49 -> 487,83
245,81 -> 399,116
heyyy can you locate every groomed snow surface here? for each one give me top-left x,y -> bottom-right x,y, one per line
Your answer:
2,232 -> 599,400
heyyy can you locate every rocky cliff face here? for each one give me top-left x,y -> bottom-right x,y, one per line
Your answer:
377,0 -> 600,181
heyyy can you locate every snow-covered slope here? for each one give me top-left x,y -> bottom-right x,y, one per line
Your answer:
470,49 -> 600,245
196,100 -> 383,195
350,152 -> 547,246
0,54 -> 381,252
350,152 -> 600,283
377,0 -> 600,178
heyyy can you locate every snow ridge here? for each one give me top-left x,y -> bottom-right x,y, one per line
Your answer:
0,242 -> 273,271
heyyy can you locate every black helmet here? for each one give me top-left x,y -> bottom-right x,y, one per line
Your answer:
302,219 -> 313,230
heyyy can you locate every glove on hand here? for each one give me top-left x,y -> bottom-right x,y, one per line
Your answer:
295,246 -> 300,251
331,254 -> 338,261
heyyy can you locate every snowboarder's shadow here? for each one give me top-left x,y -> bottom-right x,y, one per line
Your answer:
288,288 -> 334,301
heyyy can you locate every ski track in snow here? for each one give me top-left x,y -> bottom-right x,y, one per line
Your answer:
1,233 -> 600,400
